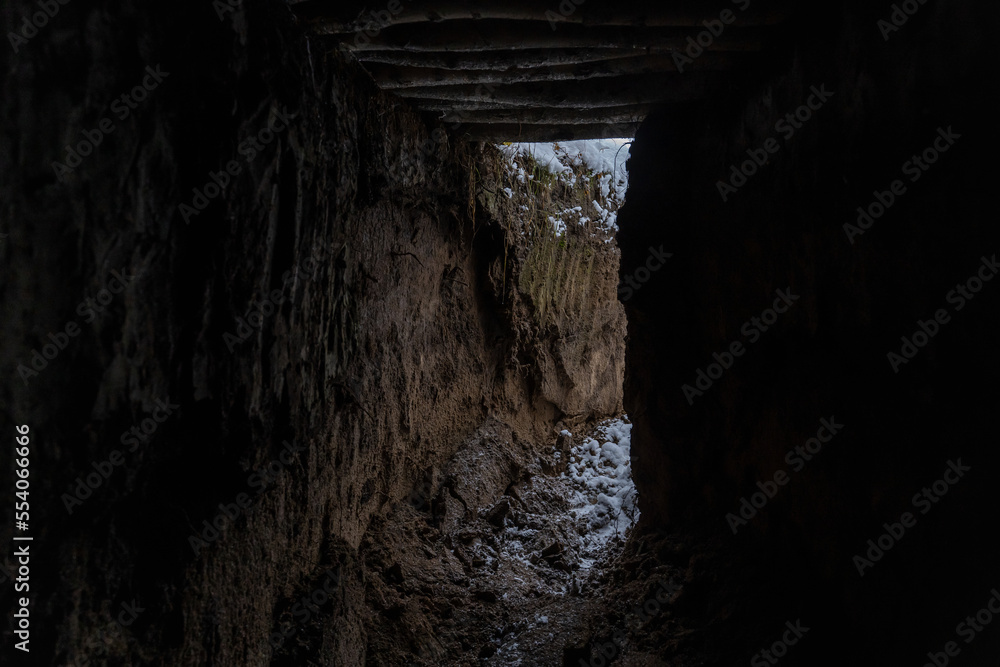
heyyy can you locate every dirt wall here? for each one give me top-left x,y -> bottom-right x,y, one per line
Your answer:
617,1 -> 1000,663
0,1 -> 624,664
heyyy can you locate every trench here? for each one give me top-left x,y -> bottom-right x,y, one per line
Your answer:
3,1 -> 1000,666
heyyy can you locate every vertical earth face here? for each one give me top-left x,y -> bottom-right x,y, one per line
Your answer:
617,1 -> 1000,663
1,0 -> 999,665
2,2 -> 629,662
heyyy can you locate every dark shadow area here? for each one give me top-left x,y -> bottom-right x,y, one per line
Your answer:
618,1 -> 1000,664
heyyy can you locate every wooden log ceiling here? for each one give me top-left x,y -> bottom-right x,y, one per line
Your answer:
291,1 -> 794,141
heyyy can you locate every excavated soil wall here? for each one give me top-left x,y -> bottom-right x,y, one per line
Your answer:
0,1 -> 624,664
617,1 -> 1000,663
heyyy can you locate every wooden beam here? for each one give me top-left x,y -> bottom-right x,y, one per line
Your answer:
362,52 -> 752,89
424,104 -> 654,126
318,19 -> 771,53
393,73 -> 720,109
415,99 -> 520,112
293,0 -> 789,32
447,122 -> 641,142
352,47 -> 645,70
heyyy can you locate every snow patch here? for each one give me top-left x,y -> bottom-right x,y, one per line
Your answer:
498,139 -> 632,238
565,417 -> 639,559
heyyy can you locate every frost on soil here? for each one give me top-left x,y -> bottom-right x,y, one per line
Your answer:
370,417 -> 642,666
498,139 -> 632,239
562,418 -> 639,567
480,416 -> 639,665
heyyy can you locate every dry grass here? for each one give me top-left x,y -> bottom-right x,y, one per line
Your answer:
478,144 -> 621,329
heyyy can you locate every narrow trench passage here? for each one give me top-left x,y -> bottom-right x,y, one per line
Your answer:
6,2 -> 996,666
361,139 -> 646,666
377,417 -> 639,666
476,417 -> 639,665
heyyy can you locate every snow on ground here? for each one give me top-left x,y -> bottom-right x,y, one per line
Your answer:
482,416 -> 638,580
499,139 -> 632,236
478,416 -> 639,665
561,418 -> 639,565
378,416 -> 639,665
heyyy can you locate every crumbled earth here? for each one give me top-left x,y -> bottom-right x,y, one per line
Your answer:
360,417 -> 689,666
356,417 -> 740,667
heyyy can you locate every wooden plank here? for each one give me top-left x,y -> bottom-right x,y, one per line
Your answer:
394,72 -> 720,109
362,52 -> 751,89
352,47 -> 645,70
425,104 -> 655,125
446,121 -> 641,142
